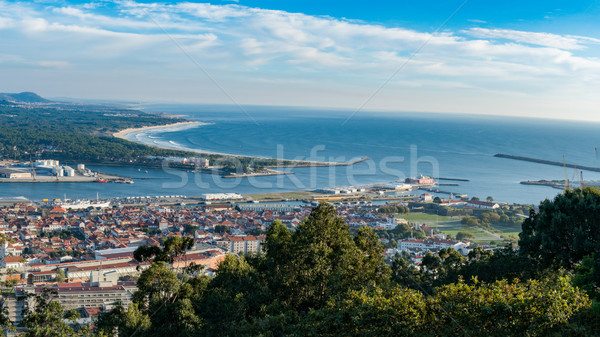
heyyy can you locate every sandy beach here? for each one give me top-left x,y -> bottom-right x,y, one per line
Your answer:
112,120 -> 364,166
112,121 -> 203,140
112,120 -> 241,157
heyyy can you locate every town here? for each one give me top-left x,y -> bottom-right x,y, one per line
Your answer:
0,187 -> 527,327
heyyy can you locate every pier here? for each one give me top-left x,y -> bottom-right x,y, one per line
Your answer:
494,153 -> 600,173
269,157 -> 370,168
438,177 -> 470,182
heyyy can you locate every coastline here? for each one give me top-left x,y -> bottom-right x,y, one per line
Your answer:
112,121 -> 203,140
112,120 -> 369,166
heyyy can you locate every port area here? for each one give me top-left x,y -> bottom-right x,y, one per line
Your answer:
521,179 -> 600,190
0,173 -> 123,183
0,159 -> 133,183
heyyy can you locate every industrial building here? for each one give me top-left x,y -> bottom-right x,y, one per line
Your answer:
0,168 -> 32,179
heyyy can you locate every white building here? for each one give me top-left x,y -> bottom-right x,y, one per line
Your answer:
399,238 -> 471,255
217,235 -> 264,255
63,166 -> 75,177
201,193 -> 243,201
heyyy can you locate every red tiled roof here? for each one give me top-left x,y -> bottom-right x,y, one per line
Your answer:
50,206 -> 66,213
3,256 -> 23,263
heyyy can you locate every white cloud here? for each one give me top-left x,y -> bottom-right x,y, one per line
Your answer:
2,0 -> 600,119
0,16 -> 14,29
22,17 -> 49,32
465,27 -> 600,50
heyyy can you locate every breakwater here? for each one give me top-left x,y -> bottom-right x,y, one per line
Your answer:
438,177 -> 470,182
494,153 -> 600,173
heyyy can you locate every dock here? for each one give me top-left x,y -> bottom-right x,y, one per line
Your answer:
495,153 -> 600,173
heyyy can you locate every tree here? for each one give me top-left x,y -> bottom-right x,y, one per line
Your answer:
21,289 -> 91,337
455,231 -> 475,241
572,253 -> 600,301
248,227 -> 265,236
133,261 -> 181,311
133,236 -> 194,264
298,274 -> 590,337
55,269 -> 66,283
391,252 -> 424,289
0,306 -> 13,334
214,225 -> 230,234
433,196 -> 442,204
432,275 -> 590,336
486,196 -> 494,202
461,215 -> 479,227
300,286 -> 429,336
97,302 -> 151,337
282,203 -> 390,311
520,187 -> 600,269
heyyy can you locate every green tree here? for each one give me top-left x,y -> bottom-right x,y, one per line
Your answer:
97,302 -> 151,337
455,231 -> 475,241
461,215 -> 480,227
282,203 -> 390,311
133,261 -> 181,312
432,275 -> 590,336
0,306 -> 14,334
572,253 -> 600,301
133,236 -> 194,264
214,225 -> 230,234
300,286 -> 429,336
21,289 -> 90,337
520,187 -> 600,269
391,252 -> 424,289
55,269 -> 66,283
298,274 -> 590,337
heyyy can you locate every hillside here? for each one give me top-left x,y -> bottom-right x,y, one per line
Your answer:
0,91 -> 50,103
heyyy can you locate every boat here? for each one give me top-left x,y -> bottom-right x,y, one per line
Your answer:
96,178 -> 108,183
115,178 -> 134,184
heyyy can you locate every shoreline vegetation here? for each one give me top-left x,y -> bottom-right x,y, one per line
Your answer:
0,94 -> 368,180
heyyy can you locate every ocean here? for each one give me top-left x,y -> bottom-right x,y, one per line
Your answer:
3,104 -> 600,204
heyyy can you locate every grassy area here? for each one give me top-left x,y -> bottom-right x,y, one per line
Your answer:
399,212 -> 458,223
489,222 -> 523,236
400,212 -> 520,242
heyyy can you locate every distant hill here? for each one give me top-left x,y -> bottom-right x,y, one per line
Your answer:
0,91 -> 51,103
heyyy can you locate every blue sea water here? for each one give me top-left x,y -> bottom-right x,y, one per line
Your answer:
2,104 -> 600,204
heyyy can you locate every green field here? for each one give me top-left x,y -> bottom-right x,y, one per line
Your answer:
399,212 -> 460,226
399,212 -> 521,242
489,222 -> 523,236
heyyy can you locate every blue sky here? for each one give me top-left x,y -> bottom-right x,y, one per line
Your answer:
1,0 -> 600,120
